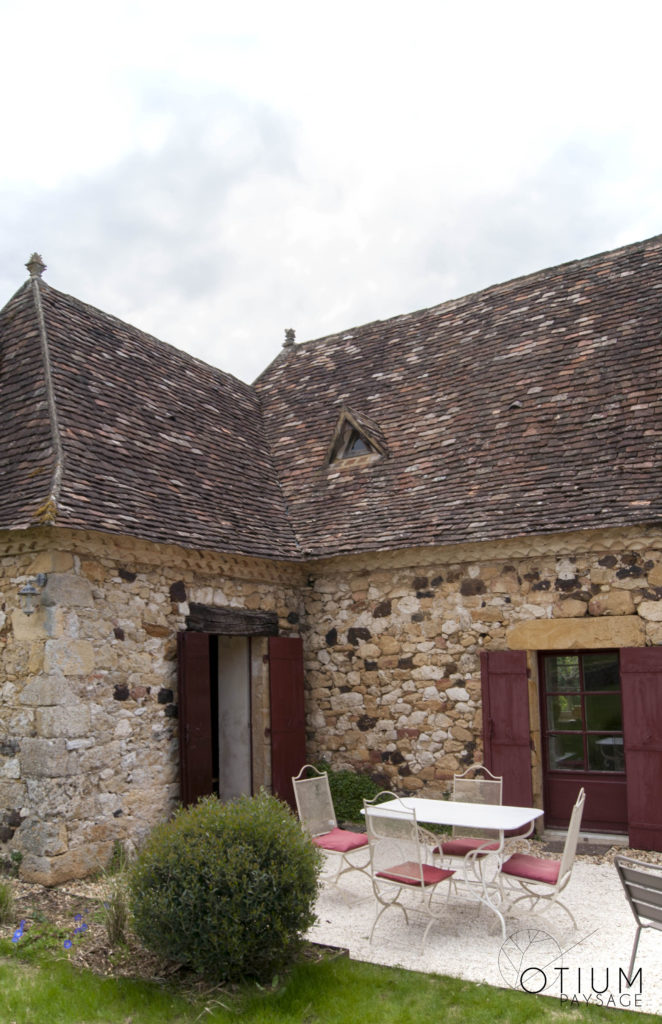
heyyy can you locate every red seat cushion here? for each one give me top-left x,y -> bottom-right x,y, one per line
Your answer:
376,861 -> 455,887
312,827 -> 369,853
501,853 -> 560,885
437,837 -> 500,856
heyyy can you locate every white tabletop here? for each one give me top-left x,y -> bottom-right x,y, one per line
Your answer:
364,796 -> 543,832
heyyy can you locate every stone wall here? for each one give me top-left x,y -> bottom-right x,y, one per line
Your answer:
2,521 -> 661,882
302,525 -> 662,797
0,527 -> 304,884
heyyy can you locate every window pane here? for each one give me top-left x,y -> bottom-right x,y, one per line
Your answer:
583,652 -> 620,691
548,734 -> 584,771
547,693 -> 582,730
588,735 -> 625,772
342,431 -> 370,457
585,693 -> 622,731
544,655 -> 580,692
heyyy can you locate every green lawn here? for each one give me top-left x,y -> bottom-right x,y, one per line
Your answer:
0,949 -> 658,1024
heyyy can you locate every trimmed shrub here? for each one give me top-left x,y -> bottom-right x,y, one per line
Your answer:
315,762 -> 381,823
128,792 -> 321,983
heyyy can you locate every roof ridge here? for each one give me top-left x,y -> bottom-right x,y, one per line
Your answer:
29,275 -> 64,524
275,232 -> 662,354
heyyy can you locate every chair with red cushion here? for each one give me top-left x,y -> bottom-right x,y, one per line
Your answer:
500,787 -> 586,928
436,764 -> 503,864
363,792 -> 455,949
292,765 -> 370,889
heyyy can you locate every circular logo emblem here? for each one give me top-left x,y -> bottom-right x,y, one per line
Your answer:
499,929 -> 563,993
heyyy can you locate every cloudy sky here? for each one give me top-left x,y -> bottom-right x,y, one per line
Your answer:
2,0 -> 661,383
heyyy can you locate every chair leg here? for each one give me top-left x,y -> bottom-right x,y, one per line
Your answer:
370,890 -> 409,942
628,925 -> 643,981
504,885 -> 578,929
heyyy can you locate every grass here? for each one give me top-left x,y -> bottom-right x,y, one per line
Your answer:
0,943 -> 659,1024
1,870 -> 658,1024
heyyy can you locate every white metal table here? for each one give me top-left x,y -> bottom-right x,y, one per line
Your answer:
363,796 -> 544,937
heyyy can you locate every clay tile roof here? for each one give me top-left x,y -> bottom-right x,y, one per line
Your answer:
0,278 -> 300,559
2,234 -> 661,563
254,234 -> 662,558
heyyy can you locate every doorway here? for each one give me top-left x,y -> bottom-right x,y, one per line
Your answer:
540,650 -> 627,832
178,630 -> 305,810
215,636 -> 252,801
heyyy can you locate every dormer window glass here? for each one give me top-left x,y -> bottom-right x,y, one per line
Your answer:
342,429 -> 371,458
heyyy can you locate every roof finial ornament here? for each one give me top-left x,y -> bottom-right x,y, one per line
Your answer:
283,328 -> 295,348
26,253 -> 46,278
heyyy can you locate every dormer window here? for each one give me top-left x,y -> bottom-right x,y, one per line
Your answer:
340,427 -> 371,459
325,405 -> 388,465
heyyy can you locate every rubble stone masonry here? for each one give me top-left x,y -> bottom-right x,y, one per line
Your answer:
0,527 -> 304,884
302,525 -> 662,798
0,523 -> 660,883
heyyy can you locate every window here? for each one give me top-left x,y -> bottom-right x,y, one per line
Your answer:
337,426 -> 371,459
541,652 -> 624,773
325,406 -> 387,465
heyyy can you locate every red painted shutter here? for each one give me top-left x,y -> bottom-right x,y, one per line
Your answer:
177,631 -> 214,806
621,647 -> 662,851
269,636 -> 306,810
480,650 -> 533,808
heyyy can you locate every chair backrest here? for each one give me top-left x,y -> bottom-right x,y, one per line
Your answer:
558,787 -> 586,882
452,764 -> 502,840
363,793 -> 425,885
292,764 -> 337,837
615,855 -> 662,933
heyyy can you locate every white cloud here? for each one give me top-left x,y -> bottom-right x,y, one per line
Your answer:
1,0 -> 662,381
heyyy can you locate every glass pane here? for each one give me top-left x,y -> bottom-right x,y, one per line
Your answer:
547,693 -> 582,730
583,652 -> 620,691
548,733 -> 584,771
544,655 -> 580,692
588,735 -> 625,772
343,430 -> 370,457
585,693 -> 622,731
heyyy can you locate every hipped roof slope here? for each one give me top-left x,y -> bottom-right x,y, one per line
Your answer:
255,234 -> 662,558
0,276 -> 300,559
2,235 -> 661,563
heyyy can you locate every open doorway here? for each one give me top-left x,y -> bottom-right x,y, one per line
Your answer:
178,630 -> 305,810
213,636 -> 252,801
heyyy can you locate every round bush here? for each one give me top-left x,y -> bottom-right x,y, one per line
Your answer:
315,761 -> 381,823
128,792 -> 322,983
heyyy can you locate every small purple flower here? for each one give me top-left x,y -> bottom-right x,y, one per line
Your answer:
73,913 -> 82,922
63,938 -> 72,949
12,929 -> 22,943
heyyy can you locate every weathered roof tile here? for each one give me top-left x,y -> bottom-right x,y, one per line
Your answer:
255,235 -> 662,557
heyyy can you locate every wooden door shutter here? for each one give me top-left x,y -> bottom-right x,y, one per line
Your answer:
269,636 -> 306,810
480,650 -> 533,808
177,631 -> 214,807
621,647 -> 662,851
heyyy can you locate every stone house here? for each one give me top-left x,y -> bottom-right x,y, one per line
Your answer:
1,236 -> 661,884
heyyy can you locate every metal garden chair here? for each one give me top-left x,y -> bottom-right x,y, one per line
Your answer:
292,764 -> 370,887
436,764 -> 503,864
499,787 -> 586,927
363,792 -> 455,950
615,854 -> 662,978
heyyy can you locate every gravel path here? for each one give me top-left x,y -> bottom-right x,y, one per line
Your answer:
306,845 -> 662,1016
